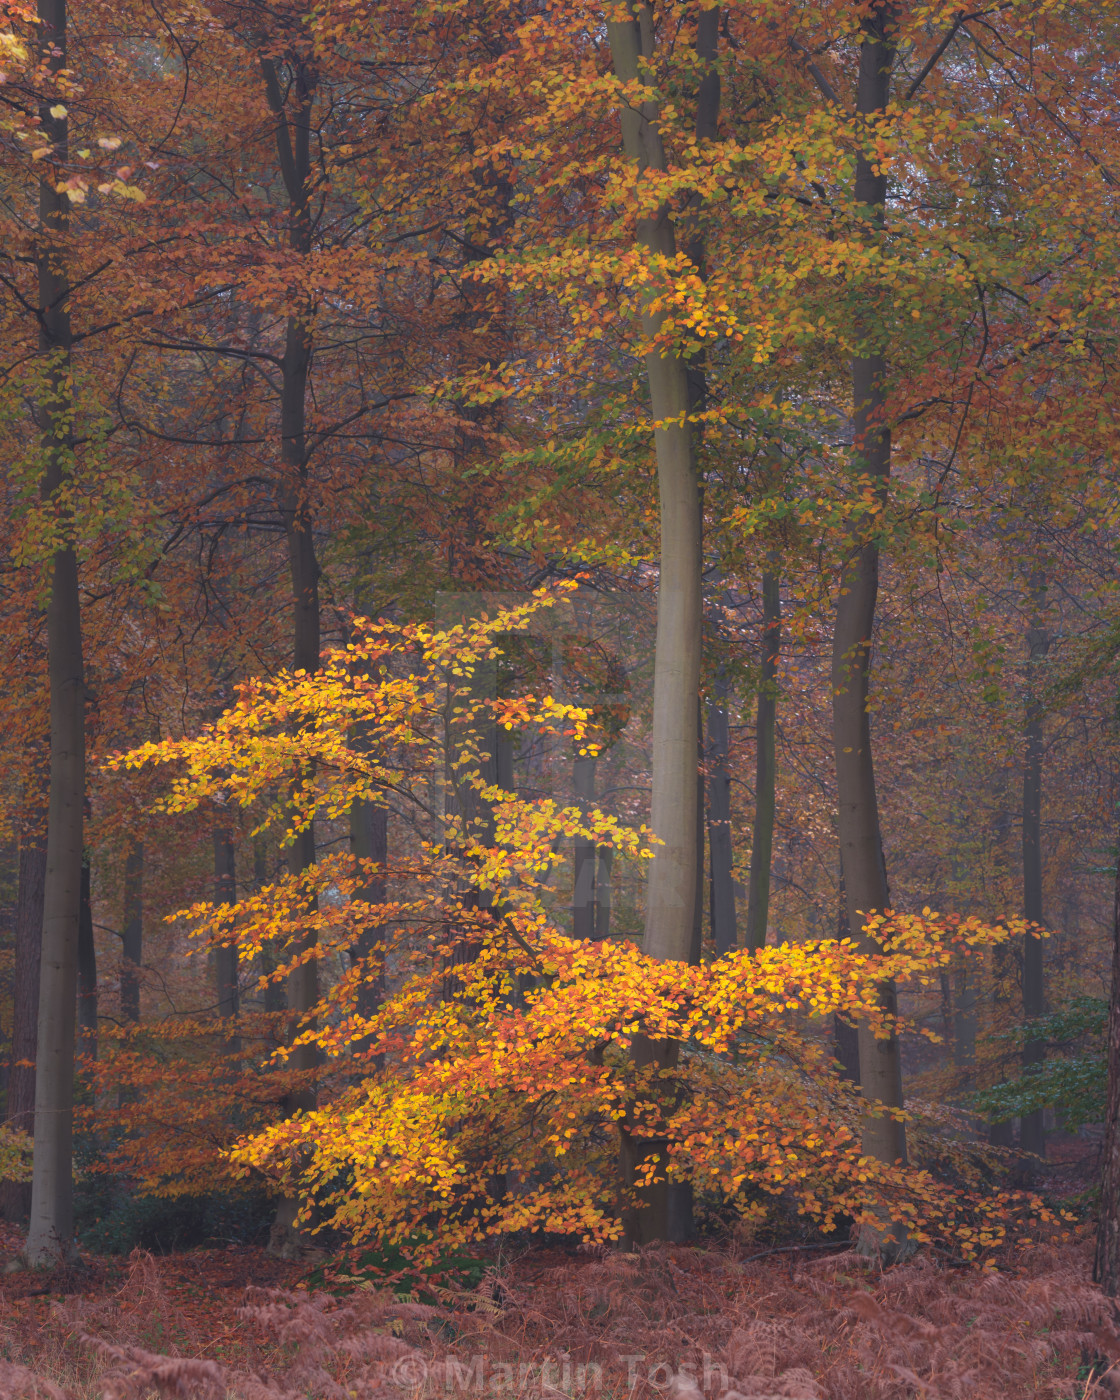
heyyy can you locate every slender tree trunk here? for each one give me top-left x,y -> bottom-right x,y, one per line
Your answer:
1095,816 -> 1120,1294
349,797 -> 387,1030
834,869 -> 861,1083
595,844 -> 614,939
1020,607 -> 1049,1160
744,570 -> 781,951
213,831 -> 238,1020
120,842 -> 142,1024
267,52 -> 320,1049
28,0 -> 85,1266
254,835 -> 286,1015
261,53 -> 321,1258
607,5 -> 716,1245
607,5 -> 702,967
76,857 -> 96,1062
2,840 -> 46,1223
831,5 -> 908,1208
707,680 -> 737,955
572,755 -> 597,940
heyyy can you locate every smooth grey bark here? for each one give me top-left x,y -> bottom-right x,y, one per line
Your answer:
572,755 -> 597,940
830,3 -> 908,1197
607,5 -> 703,967
28,0 -> 86,1267
2,841 -> 46,1223
608,5 -> 716,1246
595,844 -> 614,939
744,571 -> 782,952
213,831 -> 238,1020
1094,816 -> 1120,1293
706,681 -> 737,955
833,869 -> 861,1083
76,858 -> 96,1062
120,842 -> 142,1024
1020,606 -> 1050,1160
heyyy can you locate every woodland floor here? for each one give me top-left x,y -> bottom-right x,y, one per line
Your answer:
0,1141 -> 1117,1399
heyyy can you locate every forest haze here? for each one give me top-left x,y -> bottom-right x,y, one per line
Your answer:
1,0 -> 1120,1394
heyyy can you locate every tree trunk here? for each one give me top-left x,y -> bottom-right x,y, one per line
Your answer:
28,0 -> 85,1266
349,797 -> 387,1029
744,570 -> 781,952
607,5 -> 702,967
1020,606 -> 1049,1161
707,681 -> 737,956
833,868 -> 861,1082
261,52 -> 321,1259
76,857 -> 97,1062
607,4 -> 715,1244
120,841 -> 142,1024
1095,816 -> 1120,1294
831,5 -> 908,1206
595,844 -> 614,939
213,830 -> 238,1020
254,835 -> 286,1015
2,840 -> 46,1223
572,755 -> 597,940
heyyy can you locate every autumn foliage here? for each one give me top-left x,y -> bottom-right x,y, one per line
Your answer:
78,592 -> 1050,1263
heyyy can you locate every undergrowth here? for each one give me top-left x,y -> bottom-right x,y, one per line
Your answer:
2,1239 -> 1120,1397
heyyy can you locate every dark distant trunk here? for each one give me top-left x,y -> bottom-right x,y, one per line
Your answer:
2,840 -> 46,1222
989,800 -> 1015,1146
76,857 -> 96,1061
1095,822 -> 1120,1294
213,830 -> 238,1020
28,0 -> 85,1268
707,681 -> 737,955
349,797 -> 387,1027
261,53 -> 320,1260
1020,609 -> 1049,1161
120,842 -> 142,1023
254,836 -> 286,1015
572,755 -> 597,940
744,571 -> 781,952
831,4 -> 906,1200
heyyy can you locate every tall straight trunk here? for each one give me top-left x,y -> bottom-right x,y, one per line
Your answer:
572,755 -> 597,940
349,797 -> 387,1027
1095,814 -> 1120,1294
707,680 -> 737,955
831,4 -> 907,1197
254,835 -> 286,1014
595,844 -> 614,939
2,840 -> 46,1223
833,869 -> 862,1083
213,831 -> 238,1020
261,53 -> 320,1259
120,842 -> 142,1023
607,5 -> 703,966
76,857 -> 96,1061
1020,607 -> 1050,1160
265,52 -> 320,1037
607,5 -> 716,1245
744,570 -> 781,952
28,0 -> 85,1267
